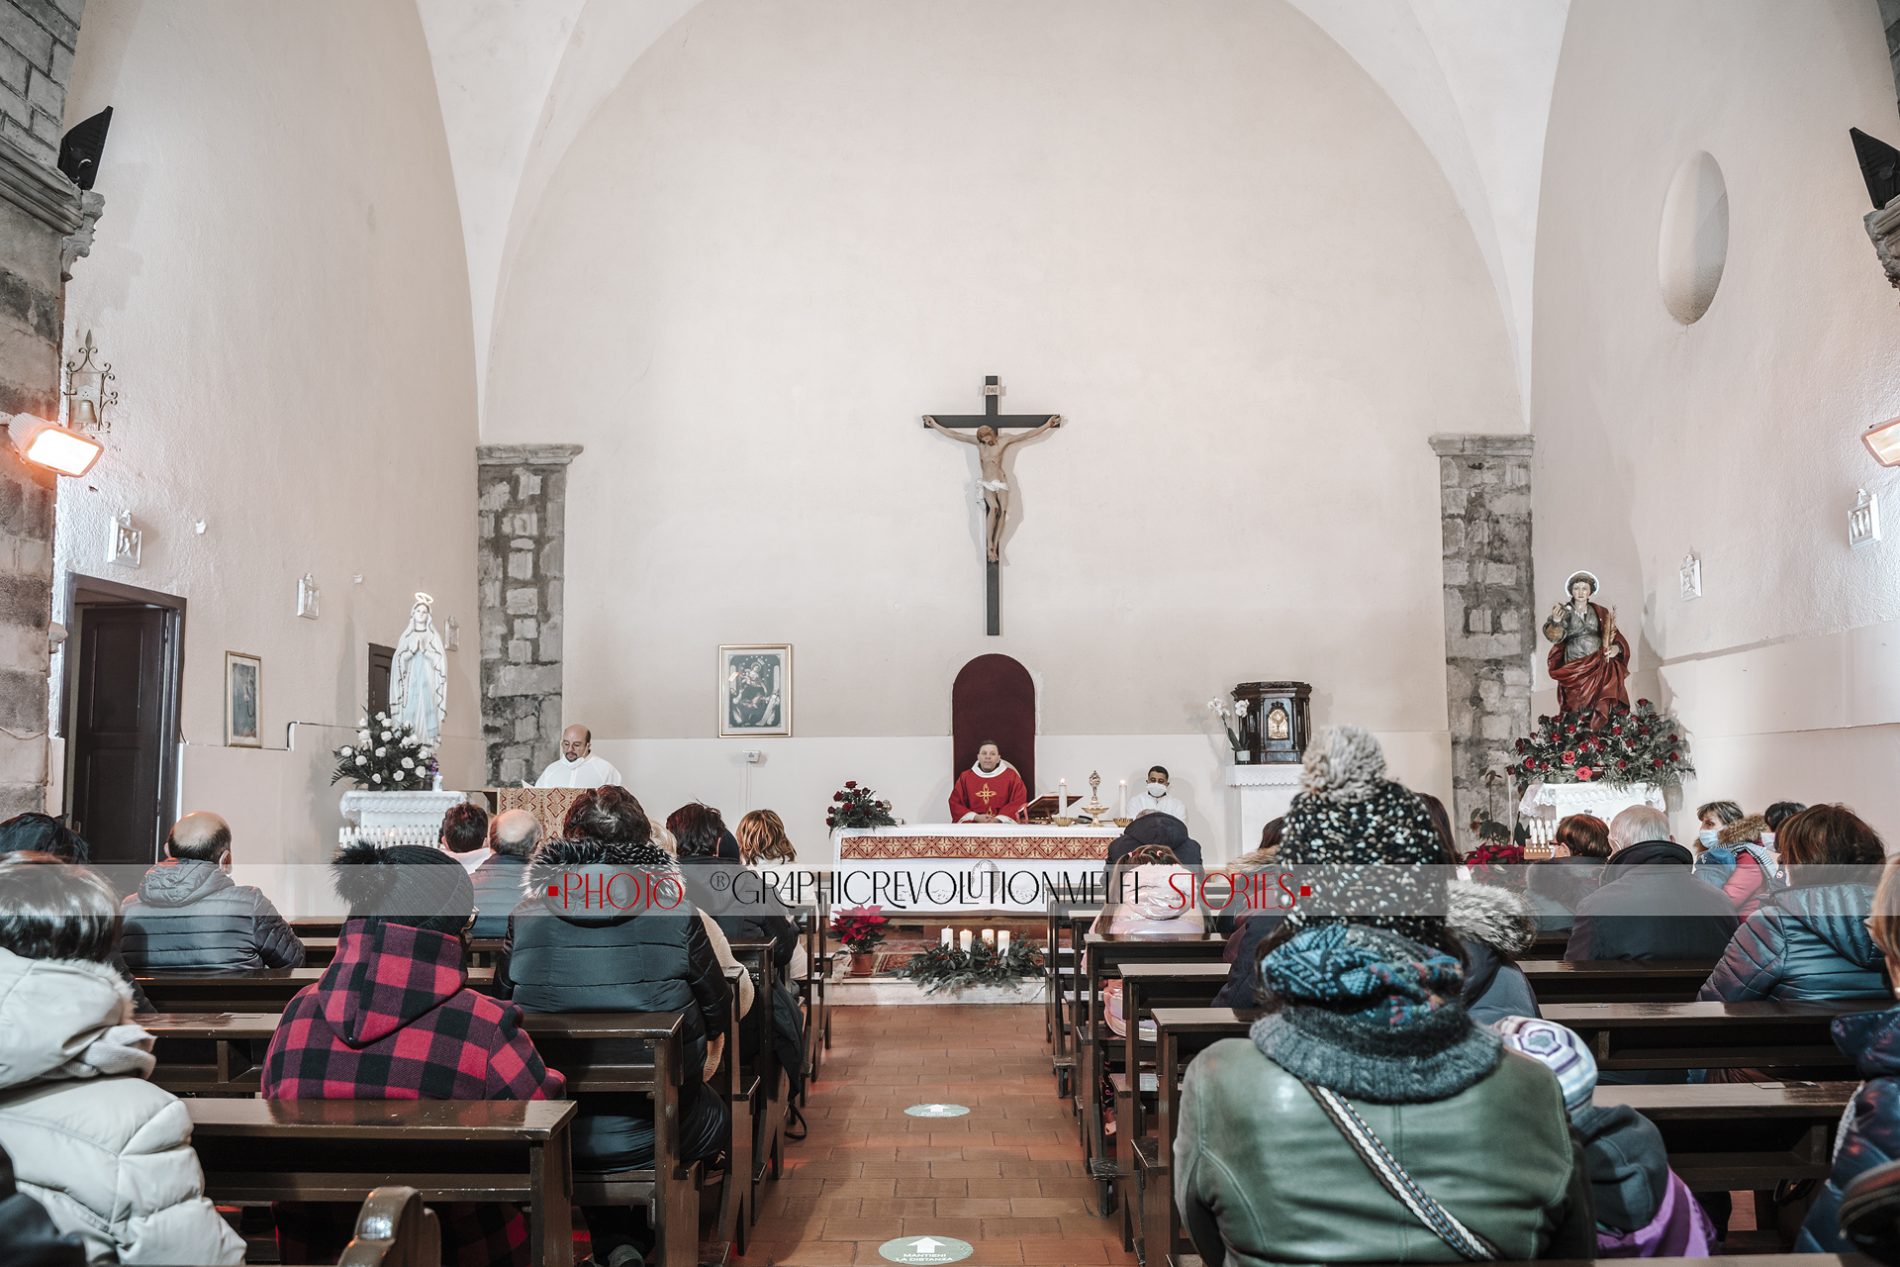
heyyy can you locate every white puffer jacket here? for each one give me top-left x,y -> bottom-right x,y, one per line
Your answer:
0,948 -> 245,1264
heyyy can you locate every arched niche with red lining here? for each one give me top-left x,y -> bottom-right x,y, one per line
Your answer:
950,654 -> 1035,800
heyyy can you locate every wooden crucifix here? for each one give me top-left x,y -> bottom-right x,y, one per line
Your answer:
922,375 -> 1064,635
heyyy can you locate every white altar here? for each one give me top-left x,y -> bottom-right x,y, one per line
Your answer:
339,789 -> 472,847
1517,779 -> 1668,845
831,823 -> 1119,913
1225,762 -> 1303,856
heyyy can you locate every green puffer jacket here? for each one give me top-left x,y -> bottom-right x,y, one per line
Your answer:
1175,1039 -> 1594,1266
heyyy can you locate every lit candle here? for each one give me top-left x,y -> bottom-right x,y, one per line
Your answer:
999,930 -> 1011,953
940,926 -> 953,947
982,928 -> 996,947
1118,780 -> 1127,816
1059,778 -> 1068,809
959,929 -> 973,953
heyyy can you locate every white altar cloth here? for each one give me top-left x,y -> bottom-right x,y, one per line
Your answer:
831,823 -> 1118,913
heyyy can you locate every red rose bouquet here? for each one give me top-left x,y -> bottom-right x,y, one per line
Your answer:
1510,699 -> 1692,791
826,779 -> 897,830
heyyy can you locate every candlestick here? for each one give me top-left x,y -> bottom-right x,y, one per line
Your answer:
940,926 -> 953,947
999,930 -> 1011,953
981,928 -> 996,947
958,929 -> 973,953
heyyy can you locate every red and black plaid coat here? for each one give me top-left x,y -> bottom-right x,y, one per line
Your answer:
262,918 -> 566,1267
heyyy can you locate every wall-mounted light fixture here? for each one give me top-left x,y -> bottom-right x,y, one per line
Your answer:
1866,419 -> 1900,467
7,412 -> 101,476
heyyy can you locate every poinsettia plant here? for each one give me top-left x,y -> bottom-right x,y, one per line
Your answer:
830,906 -> 889,955
331,710 -> 435,790
826,779 -> 896,830
1464,840 -> 1527,886
1510,699 -> 1693,791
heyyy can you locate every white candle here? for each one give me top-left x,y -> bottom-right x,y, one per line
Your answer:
1118,780 -> 1127,815
959,929 -> 973,953
999,931 -> 1011,953
940,926 -> 953,947
982,928 -> 996,947
1059,779 -> 1068,809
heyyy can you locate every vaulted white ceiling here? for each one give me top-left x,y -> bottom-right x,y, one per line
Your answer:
415,0 -> 1570,429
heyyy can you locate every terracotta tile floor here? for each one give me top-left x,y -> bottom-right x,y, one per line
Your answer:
735,1004 -> 1135,1266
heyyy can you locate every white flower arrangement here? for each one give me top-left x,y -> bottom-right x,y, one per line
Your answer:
1207,695 -> 1245,755
332,710 -> 437,790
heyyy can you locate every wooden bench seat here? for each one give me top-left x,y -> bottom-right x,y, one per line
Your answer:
186,1098 -> 577,1267
1543,999 -> 1885,1071
1521,958 -> 1717,1004
136,966 -> 501,1013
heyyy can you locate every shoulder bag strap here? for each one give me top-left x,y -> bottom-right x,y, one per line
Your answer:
1299,1080 -> 1500,1262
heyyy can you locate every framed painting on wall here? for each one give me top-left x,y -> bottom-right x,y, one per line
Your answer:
719,644 -> 791,737
225,651 -> 262,748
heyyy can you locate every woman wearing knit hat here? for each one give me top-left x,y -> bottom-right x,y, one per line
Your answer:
1175,727 -> 1593,1265
1494,1017 -> 1715,1257
263,843 -> 567,1267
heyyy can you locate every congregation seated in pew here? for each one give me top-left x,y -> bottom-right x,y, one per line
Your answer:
0,853 -> 244,1265
1567,806 -> 1739,964
1095,842 -> 1204,1043
263,843 -> 566,1267
471,809 -> 539,939
120,811 -> 306,973
1698,803 -> 1886,1004
496,786 -> 731,1267
1525,812 -> 1610,934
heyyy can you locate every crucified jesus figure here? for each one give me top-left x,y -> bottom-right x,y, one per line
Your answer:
922,414 -> 1063,561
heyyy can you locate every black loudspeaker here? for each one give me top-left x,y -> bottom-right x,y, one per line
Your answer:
57,105 -> 110,191
1853,126 -> 1900,211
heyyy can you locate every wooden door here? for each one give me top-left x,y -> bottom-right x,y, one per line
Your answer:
69,605 -> 169,868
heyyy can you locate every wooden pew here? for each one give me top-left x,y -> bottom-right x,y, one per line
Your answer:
337,1186 -> 438,1267
1543,999 -> 1885,1072
791,901 -> 825,1096
137,966 -> 500,1012
1078,931 -> 1226,1215
728,937 -> 788,1246
186,1098 -> 578,1267
1141,1005 -> 1880,1267
1521,927 -> 1572,960
1521,958 -> 1716,1004
1047,902 -> 1102,1100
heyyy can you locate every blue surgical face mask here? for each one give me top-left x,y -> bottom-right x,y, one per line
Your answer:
1698,828 -> 1720,849
1761,830 -> 1776,849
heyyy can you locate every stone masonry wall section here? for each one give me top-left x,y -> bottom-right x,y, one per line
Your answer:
477,443 -> 581,785
1429,433 -> 1535,844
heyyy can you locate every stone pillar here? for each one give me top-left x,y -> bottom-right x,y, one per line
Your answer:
1429,434 -> 1535,842
476,443 -> 582,785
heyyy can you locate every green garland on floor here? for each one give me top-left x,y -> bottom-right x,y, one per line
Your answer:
899,940 -> 1046,993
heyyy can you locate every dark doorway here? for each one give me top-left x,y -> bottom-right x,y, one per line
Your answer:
367,643 -> 394,718
63,577 -> 185,871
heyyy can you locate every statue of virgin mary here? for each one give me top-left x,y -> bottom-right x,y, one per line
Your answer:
389,593 -> 448,744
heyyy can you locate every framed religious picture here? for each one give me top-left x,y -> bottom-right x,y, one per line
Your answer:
225,651 -> 262,748
718,644 -> 791,737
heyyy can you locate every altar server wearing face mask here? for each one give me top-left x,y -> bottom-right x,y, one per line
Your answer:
1130,766 -> 1187,826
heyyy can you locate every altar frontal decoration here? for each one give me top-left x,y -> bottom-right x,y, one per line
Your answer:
332,710 -> 436,790
1511,699 -> 1692,791
899,938 -> 1045,994
827,780 -> 897,830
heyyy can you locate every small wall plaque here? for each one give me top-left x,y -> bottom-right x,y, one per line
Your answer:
107,511 -> 140,567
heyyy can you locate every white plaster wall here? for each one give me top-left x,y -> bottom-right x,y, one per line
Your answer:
51,0 -> 482,870
483,0 -> 1517,845
1532,0 -> 1900,837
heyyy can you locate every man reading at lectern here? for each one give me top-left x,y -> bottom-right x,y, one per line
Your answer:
950,741 -> 1028,824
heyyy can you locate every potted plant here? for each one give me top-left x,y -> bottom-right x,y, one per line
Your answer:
826,780 -> 897,830
331,711 -> 436,790
831,906 -> 889,976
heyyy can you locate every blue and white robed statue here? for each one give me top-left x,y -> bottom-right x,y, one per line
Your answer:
389,592 -> 447,745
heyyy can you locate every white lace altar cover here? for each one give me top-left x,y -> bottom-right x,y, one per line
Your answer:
1517,780 -> 1665,844
831,823 -> 1118,913
339,789 -> 471,848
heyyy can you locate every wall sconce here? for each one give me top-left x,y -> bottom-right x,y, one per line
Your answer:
62,329 -> 116,434
7,412 -> 101,476
1866,418 -> 1900,467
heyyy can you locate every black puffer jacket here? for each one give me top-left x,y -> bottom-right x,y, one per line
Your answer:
498,838 -> 731,1169
120,860 -> 305,972
1567,841 -> 1737,962
1526,856 -> 1606,933
1699,883 -> 1886,1003
468,853 -> 528,939
1799,1005 -> 1900,1251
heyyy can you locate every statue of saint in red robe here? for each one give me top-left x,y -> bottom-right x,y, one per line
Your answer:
1543,571 -> 1630,728
950,746 -> 1028,823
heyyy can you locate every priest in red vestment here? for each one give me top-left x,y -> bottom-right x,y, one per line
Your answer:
950,742 -> 1029,823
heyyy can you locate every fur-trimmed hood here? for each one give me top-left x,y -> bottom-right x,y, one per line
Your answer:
1448,879 -> 1536,958
1719,814 -> 1769,847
